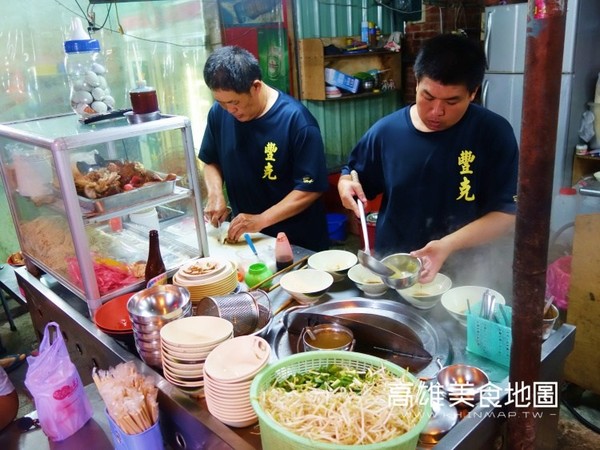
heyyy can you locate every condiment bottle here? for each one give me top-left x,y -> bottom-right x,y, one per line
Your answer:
129,80 -> 159,115
64,17 -> 115,119
275,232 -> 293,271
145,229 -> 166,287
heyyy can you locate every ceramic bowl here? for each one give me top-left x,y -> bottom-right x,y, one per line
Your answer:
397,273 -> 452,310
441,286 -> 506,327
347,264 -> 388,297
279,268 -> 334,304
594,170 -> 600,182
308,250 -> 357,282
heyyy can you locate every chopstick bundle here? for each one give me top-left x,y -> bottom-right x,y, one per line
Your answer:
93,362 -> 159,435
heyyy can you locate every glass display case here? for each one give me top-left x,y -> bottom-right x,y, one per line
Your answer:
0,113 -> 208,314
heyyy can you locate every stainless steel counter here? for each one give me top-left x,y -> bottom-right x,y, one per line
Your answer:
13,243 -> 575,449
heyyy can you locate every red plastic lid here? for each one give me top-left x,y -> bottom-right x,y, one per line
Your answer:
559,187 -> 577,195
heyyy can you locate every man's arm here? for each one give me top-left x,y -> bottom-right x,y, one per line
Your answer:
202,163 -> 229,227
412,211 -> 516,283
227,190 -> 322,242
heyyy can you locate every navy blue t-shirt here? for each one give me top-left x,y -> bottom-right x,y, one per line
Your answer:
344,103 -> 518,256
199,91 -> 329,251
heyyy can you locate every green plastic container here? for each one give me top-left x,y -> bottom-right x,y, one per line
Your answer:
250,351 -> 431,450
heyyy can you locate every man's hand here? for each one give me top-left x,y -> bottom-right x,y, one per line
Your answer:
337,174 -> 367,217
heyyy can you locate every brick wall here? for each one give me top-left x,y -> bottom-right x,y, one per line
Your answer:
401,0 -> 526,103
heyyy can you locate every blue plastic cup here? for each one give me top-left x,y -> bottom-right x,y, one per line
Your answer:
105,409 -> 163,450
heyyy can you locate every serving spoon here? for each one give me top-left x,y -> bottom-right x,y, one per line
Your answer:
350,171 -> 393,277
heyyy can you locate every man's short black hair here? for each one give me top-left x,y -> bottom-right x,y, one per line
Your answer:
413,34 -> 487,94
203,46 -> 262,93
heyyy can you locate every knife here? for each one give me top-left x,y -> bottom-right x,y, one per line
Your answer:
286,311 -> 433,372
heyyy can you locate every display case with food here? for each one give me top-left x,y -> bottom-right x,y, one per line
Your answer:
0,113 -> 208,315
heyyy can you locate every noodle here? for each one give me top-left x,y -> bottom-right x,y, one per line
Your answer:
258,366 -> 424,445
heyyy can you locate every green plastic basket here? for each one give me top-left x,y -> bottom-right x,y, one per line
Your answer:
250,351 -> 431,450
467,303 -> 513,367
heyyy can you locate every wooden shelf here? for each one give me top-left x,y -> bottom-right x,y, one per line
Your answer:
572,154 -> 600,183
297,38 -> 401,101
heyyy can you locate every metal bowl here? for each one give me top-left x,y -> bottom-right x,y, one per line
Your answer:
127,284 -> 191,323
437,364 -> 489,402
380,253 -> 422,289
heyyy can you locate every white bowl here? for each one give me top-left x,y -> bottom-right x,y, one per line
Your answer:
279,269 -> 334,304
397,273 -> 452,310
441,286 -> 506,327
203,336 -> 270,383
594,170 -> 600,182
308,250 -> 357,282
347,264 -> 388,297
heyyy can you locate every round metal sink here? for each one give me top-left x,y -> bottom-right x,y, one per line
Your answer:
267,297 -> 450,379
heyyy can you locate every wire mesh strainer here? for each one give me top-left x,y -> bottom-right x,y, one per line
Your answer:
196,291 -> 261,336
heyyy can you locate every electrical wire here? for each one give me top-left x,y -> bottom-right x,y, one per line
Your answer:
375,0 -> 423,15
53,0 -> 209,48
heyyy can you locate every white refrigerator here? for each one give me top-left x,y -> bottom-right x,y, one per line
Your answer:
481,1 -> 600,194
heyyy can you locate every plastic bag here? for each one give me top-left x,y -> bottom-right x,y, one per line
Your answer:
24,322 -> 92,441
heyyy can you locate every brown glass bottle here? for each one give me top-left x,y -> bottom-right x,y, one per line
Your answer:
145,229 -> 166,286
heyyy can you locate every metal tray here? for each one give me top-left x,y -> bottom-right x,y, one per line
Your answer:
78,178 -> 177,215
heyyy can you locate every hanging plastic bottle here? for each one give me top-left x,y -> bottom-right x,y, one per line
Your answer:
145,230 -> 167,287
64,17 -> 115,119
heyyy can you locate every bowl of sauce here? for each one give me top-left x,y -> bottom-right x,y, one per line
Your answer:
301,323 -> 354,352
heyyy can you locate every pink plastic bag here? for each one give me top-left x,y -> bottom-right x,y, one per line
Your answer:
24,322 -> 92,441
546,255 -> 572,310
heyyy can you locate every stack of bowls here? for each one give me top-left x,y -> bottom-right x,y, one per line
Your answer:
172,257 -> 239,313
203,335 -> 271,428
160,316 -> 233,395
127,285 -> 192,368
94,292 -> 135,348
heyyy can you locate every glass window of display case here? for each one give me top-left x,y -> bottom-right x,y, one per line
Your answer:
0,112 -> 208,315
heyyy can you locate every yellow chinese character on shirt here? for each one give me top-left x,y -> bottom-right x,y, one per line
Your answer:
264,142 -> 277,161
263,162 -> 277,180
458,150 -> 475,174
457,176 -> 475,201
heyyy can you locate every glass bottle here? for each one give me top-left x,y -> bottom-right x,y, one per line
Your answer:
275,232 -> 293,271
145,230 -> 166,287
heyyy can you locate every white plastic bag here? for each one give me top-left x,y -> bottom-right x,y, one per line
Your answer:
24,322 -> 92,441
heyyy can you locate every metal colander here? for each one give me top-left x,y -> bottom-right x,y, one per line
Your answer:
196,291 -> 262,336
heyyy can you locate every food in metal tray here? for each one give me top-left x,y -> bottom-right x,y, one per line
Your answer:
73,160 -> 177,199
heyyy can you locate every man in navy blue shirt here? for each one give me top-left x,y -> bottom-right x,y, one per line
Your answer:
199,46 -> 329,251
338,34 -> 518,284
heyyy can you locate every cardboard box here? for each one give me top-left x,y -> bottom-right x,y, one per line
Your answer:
325,68 -> 360,94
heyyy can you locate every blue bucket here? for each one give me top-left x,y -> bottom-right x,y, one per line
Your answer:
326,213 -> 348,242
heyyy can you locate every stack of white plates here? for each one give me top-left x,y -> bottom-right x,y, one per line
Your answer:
160,316 -> 234,394
173,257 -> 239,309
203,335 -> 271,428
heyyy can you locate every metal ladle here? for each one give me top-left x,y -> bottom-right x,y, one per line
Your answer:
350,171 -> 394,277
